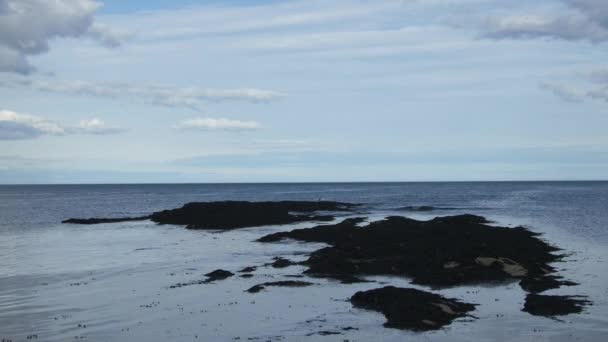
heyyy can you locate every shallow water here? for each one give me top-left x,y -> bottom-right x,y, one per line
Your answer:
1,182 -> 607,341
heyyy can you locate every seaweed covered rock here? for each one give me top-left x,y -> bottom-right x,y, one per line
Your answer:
258,217 -> 367,243
170,269 -> 234,288
267,257 -> 298,268
63,200 -> 356,230
150,201 -> 355,230
523,294 -> 591,316
259,215 -> 568,291
350,286 -> 476,331
246,281 -> 315,293
204,269 -> 234,281
62,216 -> 150,224
238,266 -> 257,273
519,275 -> 577,293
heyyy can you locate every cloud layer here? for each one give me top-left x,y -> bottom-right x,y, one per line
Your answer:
176,118 -> 261,131
540,69 -> 608,103
481,0 -> 608,43
0,109 -> 124,140
539,82 -> 585,102
0,0 -> 130,74
0,77 -> 283,110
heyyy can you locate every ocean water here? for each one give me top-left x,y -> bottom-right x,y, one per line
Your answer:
1,182 -> 607,341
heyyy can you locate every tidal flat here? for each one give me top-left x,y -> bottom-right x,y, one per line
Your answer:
1,183 -> 607,341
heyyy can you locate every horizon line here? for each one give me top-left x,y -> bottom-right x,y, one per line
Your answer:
1,180 -> 607,186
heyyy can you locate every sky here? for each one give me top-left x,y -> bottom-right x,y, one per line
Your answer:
0,0 -> 607,184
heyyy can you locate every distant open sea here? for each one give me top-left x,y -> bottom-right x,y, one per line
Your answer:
1,182 -> 607,341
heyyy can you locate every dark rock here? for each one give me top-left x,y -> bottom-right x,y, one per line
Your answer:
519,276 -> 578,293
170,269 -> 234,288
63,201 -> 356,229
62,216 -> 150,224
350,286 -> 476,331
331,275 -> 370,284
150,201 -> 355,230
523,294 -> 591,316
239,266 -> 257,273
205,269 -> 234,281
268,257 -> 297,268
259,215 -> 570,291
257,217 -> 367,243
240,274 -> 254,278
306,331 -> 342,336
246,281 -> 315,293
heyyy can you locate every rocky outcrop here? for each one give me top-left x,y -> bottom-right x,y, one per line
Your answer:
258,215 -> 570,291
63,200 -> 357,230
150,201 -> 354,229
267,257 -> 298,268
350,286 -> 476,331
204,269 -> 234,281
523,294 -> 591,316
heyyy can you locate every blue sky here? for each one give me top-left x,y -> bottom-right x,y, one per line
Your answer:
1,0 -> 607,183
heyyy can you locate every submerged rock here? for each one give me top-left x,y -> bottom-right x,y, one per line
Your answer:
258,215 -> 569,291
205,269 -> 234,281
523,294 -> 591,316
350,286 -> 476,331
62,216 -> 150,224
246,281 -> 315,293
267,257 -> 298,268
63,201 -> 356,229
238,266 -> 257,273
306,331 -> 342,336
170,269 -> 234,288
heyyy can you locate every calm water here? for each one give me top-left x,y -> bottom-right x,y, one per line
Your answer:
1,182 -> 607,341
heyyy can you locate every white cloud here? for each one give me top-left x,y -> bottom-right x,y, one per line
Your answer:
540,69 -> 608,103
86,22 -> 134,48
0,0 -> 130,74
539,82 -> 586,102
481,14 -> 608,42
480,0 -> 608,43
477,0 -> 608,104
0,77 -> 283,110
175,118 -> 261,131
0,109 -> 124,140
0,109 -> 65,139
72,118 -> 125,135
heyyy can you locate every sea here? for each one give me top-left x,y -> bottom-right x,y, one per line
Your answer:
1,182 -> 607,341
